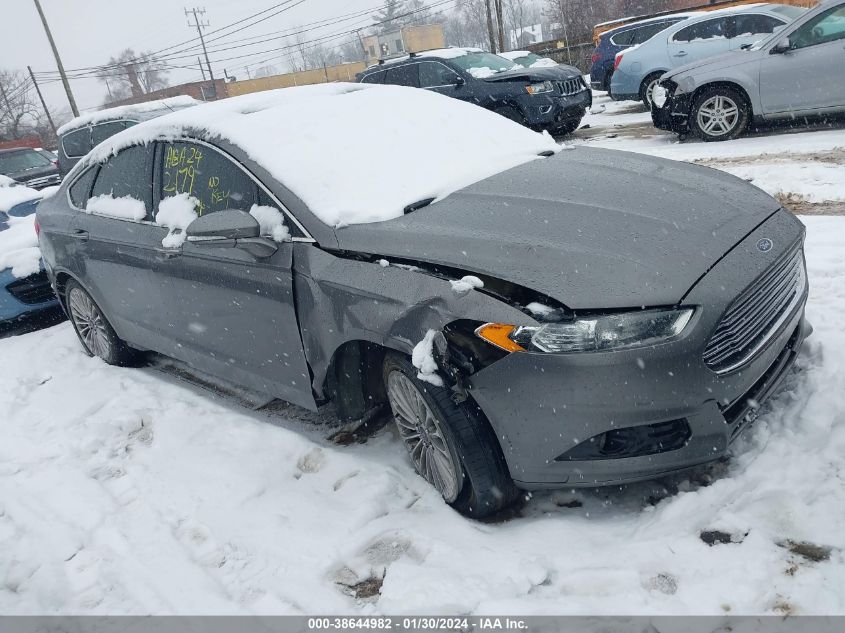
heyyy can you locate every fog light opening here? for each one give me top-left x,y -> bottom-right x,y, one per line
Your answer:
556,419 -> 691,461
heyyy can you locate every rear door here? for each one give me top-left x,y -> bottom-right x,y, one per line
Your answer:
667,17 -> 731,67
759,4 -> 845,114
69,143 -> 170,350
150,140 -> 316,408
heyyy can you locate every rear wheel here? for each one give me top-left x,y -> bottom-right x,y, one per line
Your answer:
65,279 -> 140,366
639,72 -> 663,108
383,352 -> 517,518
602,69 -> 614,93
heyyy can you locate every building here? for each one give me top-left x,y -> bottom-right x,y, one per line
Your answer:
103,79 -> 229,108
226,62 -> 368,97
510,24 -> 545,49
361,24 -> 445,64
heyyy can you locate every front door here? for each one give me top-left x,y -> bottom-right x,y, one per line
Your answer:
759,5 -> 845,115
418,61 -> 477,105
150,140 -> 316,409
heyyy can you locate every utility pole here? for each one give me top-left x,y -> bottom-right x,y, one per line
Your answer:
484,0 -> 497,53
27,66 -> 56,136
186,8 -> 215,85
197,56 -> 207,81
0,82 -> 12,115
494,0 -> 505,52
32,0 -> 78,117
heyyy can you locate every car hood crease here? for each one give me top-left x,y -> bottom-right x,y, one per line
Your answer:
333,147 -> 781,310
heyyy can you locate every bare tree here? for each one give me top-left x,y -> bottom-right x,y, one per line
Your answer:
99,49 -> 169,102
0,70 -> 40,141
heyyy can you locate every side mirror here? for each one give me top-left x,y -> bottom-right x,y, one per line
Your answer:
451,74 -> 465,86
186,209 -> 260,240
770,38 -> 791,54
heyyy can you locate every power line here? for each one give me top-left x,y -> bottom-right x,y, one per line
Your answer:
186,7 -> 215,84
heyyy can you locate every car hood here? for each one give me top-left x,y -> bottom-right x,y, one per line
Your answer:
484,65 -> 582,83
332,147 -> 780,310
663,48 -> 764,81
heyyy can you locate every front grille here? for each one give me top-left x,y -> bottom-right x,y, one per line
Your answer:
703,246 -> 806,374
25,174 -> 61,189
6,271 -> 56,305
558,78 -> 585,96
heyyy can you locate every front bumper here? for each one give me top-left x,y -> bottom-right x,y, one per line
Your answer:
652,83 -> 693,134
467,210 -> 810,489
521,87 -> 592,130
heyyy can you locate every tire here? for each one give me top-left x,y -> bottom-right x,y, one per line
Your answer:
64,279 -> 141,366
383,352 -> 518,518
554,116 -> 583,136
690,85 -> 750,142
639,72 -> 663,108
495,105 -> 529,128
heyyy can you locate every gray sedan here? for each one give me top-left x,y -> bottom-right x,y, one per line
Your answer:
653,0 -> 845,141
37,84 -> 810,518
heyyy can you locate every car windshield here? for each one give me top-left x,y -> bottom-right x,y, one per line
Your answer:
0,150 -> 52,175
449,52 -> 517,77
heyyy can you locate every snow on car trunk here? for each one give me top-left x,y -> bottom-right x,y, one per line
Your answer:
86,83 -> 560,228
1,216 -> 844,615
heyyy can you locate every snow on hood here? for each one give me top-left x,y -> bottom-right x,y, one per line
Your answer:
56,95 -> 201,136
84,83 -> 560,228
0,180 -> 45,278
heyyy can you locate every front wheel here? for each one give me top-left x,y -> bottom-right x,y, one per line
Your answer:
65,279 -> 140,366
554,117 -> 583,136
383,353 -> 517,518
690,86 -> 750,142
495,105 -> 529,128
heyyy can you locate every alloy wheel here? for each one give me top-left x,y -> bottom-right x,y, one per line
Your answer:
644,78 -> 659,107
696,95 -> 740,137
68,287 -> 112,359
386,371 -> 463,502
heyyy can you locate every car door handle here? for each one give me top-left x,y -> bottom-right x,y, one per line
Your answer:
154,247 -> 181,260
674,51 -> 688,57
71,229 -> 89,242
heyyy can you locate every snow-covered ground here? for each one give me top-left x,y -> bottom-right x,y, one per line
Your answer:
2,93 -> 845,616
576,92 -> 845,212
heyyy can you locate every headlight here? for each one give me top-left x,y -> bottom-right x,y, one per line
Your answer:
476,308 -> 694,354
652,84 -> 668,108
525,81 -> 554,95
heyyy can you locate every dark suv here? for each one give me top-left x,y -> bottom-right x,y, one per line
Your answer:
0,147 -> 61,190
357,48 -> 592,135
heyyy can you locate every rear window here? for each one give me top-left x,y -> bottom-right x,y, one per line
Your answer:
92,121 -> 130,146
0,149 -> 53,175
610,29 -> 636,46
383,64 -> 419,88
61,128 -> 91,159
361,70 -> 385,84
631,20 -> 683,44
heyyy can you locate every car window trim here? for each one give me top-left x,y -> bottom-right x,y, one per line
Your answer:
156,138 -> 316,243
61,118 -> 142,159
418,60 -> 463,89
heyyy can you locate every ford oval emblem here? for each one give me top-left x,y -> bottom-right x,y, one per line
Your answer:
757,238 -> 774,253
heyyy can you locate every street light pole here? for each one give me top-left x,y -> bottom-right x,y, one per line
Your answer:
32,0 -> 79,117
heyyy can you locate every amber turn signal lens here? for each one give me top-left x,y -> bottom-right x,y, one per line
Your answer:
475,323 -> 526,353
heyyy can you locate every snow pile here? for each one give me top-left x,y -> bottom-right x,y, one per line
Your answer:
85,83 -> 560,228
57,95 -> 200,136
249,204 -> 290,242
525,301 -> 555,317
0,215 -> 40,278
0,181 -> 45,278
86,194 -> 147,221
467,67 -> 497,79
449,275 -> 484,294
411,330 -> 444,387
156,193 -> 198,248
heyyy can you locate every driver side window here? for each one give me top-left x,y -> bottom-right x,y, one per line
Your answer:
418,62 -> 458,88
790,6 -> 845,49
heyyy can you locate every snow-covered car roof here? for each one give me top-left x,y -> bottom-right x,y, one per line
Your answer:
375,47 -> 484,67
596,10 -> 700,30
57,95 -> 202,136
498,51 -> 532,60
82,83 -> 559,228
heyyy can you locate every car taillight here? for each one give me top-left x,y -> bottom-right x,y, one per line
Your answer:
34,218 -> 40,236
614,54 -> 623,70
591,52 -> 600,64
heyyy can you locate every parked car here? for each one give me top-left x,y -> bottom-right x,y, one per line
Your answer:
56,95 -> 201,177
612,3 -> 807,106
38,84 -> 810,518
0,147 -> 62,190
498,50 -> 559,68
590,13 -> 697,92
357,48 -> 592,135
653,0 -> 845,141
0,179 -> 60,325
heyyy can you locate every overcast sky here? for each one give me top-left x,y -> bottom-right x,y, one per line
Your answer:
2,0 -> 384,119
